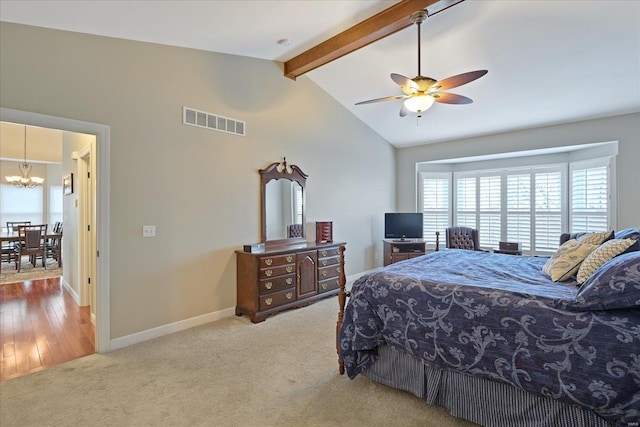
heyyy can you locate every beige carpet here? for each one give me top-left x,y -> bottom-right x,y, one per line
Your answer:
0,260 -> 61,285
0,296 -> 478,427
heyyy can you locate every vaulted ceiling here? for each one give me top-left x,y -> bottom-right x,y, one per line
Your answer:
1,0 -> 639,148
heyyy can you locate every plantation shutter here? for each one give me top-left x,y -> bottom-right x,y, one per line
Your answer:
534,170 -> 563,252
570,159 -> 609,232
419,172 -> 451,248
456,177 -> 477,228
292,182 -> 303,224
478,175 -> 501,248
506,173 -> 531,251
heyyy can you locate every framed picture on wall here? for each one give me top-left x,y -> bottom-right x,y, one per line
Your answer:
63,173 -> 73,195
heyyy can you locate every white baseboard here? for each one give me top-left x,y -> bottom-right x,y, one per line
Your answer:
107,271 -> 371,352
109,306 -> 236,351
61,276 -> 80,305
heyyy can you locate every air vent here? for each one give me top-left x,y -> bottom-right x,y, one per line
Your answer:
182,107 -> 245,136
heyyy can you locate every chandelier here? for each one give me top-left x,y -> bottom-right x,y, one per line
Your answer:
5,125 -> 44,188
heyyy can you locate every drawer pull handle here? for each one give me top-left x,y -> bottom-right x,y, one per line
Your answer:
265,282 -> 273,290
286,256 -> 293,262
322,260 -> 328,266
336,279 -> 340,286
321,283 -> 327,290
321,251 -> 327,257
265,269 -> 273,277
286,278 -> 293,285
265,258 -> 273,266
286,292 -> 293,300
265,298 -> 273,306
337,267 -> 341,273
321,270 -> 327,277
286,266 -> 293,273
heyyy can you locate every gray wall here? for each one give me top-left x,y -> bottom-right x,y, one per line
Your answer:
0,22 -> 395,339
397,113 -> 640,229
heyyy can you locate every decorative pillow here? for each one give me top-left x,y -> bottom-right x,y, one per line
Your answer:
615,228 -> 640,253
576,230 -> 614,246
570,251 -> 640,311
576,238 -> 636,284
542,240 -> 598,282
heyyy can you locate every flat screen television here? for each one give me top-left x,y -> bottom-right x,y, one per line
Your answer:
384,213 -> 423,240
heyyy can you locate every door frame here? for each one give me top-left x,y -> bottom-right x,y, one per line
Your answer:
1,107 -> 111,353
77,145 -> 97,321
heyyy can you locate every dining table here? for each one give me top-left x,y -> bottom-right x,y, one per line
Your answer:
0,230 -> 63,272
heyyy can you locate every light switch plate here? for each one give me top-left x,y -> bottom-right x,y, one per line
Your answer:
142,225 -> 156,237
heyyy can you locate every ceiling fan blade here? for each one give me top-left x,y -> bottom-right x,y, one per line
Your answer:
390,73 -> 418,92
399,104 -> 410,117
355,94 -> 407,105
432,92 -> 473,104
432,70 -> 488,91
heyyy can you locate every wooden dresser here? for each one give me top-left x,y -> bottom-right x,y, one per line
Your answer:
236,242 -> 346,323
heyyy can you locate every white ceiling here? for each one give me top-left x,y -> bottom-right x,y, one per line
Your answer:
1,0 -> 639,148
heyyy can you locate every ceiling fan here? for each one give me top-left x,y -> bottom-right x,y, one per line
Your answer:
355,10 -> 487,118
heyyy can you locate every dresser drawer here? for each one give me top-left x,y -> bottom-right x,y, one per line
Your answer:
318,247 -> 340,258
259,288 -> 295,311
318,277 -> 340,293
318,256 -> 340,268
259,264 -> 295,279
259,254 -> 295,269
259,274 -> 295,294
318,264 -> 341,280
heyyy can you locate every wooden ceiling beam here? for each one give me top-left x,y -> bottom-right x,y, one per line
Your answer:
284,0 -> 464,80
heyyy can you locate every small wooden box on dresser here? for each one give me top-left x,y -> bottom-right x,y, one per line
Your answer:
236,242 -> 346,323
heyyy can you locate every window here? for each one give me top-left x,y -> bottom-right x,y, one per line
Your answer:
452,166 -> 566,255
534,170 -> 563,252
417,151 -> 615,255
479,175 -> 501,248
49,185 -> 63,225
0,183 -> 44,229
292,182 -> 303,225
506,173 -> 531,251
570,159 -> 610,232
455,177 -> 476,229
419,172 -> 451,248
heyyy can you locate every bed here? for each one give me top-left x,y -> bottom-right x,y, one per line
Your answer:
337,229 -> 640,427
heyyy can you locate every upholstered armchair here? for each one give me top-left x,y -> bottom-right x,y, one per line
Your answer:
559,232 -> 588,246
287,224 -> 303,238
445,226 -> 481,251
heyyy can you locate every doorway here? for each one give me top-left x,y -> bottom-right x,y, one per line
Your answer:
1,107 -> 111,353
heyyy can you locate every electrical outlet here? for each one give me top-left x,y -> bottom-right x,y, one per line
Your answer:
142,225 -> 156,237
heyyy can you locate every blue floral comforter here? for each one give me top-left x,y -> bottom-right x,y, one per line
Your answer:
338,250 -> 640,425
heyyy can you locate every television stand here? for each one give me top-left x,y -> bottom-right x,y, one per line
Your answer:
383,239 -> 426,266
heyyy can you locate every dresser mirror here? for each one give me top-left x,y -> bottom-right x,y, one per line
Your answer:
260,159 -> 307,246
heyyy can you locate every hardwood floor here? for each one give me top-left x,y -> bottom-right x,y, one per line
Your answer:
0,277 -> 95,381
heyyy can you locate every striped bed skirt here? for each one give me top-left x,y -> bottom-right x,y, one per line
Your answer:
363,345 -> 615,427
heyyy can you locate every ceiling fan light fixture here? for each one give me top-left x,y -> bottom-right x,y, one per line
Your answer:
404,95 -> 434,113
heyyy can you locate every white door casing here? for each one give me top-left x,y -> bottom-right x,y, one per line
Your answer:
1,107 -> 111,353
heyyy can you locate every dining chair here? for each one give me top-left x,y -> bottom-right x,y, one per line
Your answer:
7,221 -> 32,232
14,224 -> 48,272
2,221 -> 32,267
46,222 -> 63,266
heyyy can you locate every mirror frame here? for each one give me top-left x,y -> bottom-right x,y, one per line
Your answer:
260,159 -> 308,247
